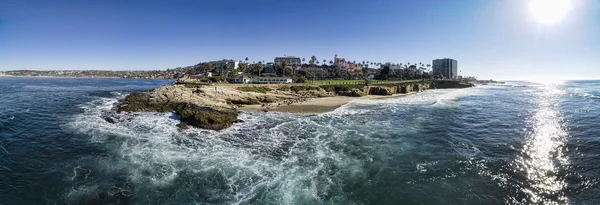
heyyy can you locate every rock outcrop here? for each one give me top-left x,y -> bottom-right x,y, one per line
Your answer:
338,89 -> 365,97
116,90 -> 238,130
368,87 -> 394,95
433,81 -> 474,89
173,103 -> 238,130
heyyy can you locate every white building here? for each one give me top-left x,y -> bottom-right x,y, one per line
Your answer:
223,60 -> 240,70
232,76 -> 252,83
231,76 -> 293,84
254,76 -> 293,84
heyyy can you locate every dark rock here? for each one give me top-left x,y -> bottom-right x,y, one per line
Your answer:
116,91 -> 172,113
368,87 -> 392,95
173,103 -> 238,131
234,119 -> 245,123
104,117 -> 116,124
227,98 -> 261,105
399,85 -> 410,94
117,91 -> 239,130
434,81 -> 474,89
338,89 -> 365,97
177,123 -> 189,129
192,89 -> 203,94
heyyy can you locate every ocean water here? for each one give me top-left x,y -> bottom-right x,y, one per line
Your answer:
1,77 -> 600,204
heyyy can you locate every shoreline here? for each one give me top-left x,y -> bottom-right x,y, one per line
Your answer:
237,92 -> 417,114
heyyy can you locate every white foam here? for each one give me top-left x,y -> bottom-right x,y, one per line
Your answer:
65,95 -> 371,203
63,87 -> 482,203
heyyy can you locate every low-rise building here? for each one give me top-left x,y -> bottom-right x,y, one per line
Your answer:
263,62 -> 276,74
274,56 -> 301,66
254,76 -> 293,84
232,76 -> 252,84
230,76 -> 293,84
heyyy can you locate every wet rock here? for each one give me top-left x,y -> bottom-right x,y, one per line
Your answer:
104,117 -> 116,124
117,91 -> 239,130
177,123 -> 189,129
173,103 -> 238,131
234,119 -> 245,123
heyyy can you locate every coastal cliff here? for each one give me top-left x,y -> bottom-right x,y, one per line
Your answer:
112,84 -> 330,130
112,80 -> 473,130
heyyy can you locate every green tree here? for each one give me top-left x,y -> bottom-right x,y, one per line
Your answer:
302,58 -> 306,64
239,63 -> 248,73
275,63 -> 283,76
298,70 -> 315,79
283,67 -> 293,76
253,63 -> 263,76
329,60 -> 333,65
376,65 -> 391,80
310,56 -> 317,66
245,57 -> 249,63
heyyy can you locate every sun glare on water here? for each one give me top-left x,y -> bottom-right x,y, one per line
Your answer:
529,0 -> 572,24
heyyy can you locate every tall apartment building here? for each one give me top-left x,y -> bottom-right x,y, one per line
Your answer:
432,58 -> 458,79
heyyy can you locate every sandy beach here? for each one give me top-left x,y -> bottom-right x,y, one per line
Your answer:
238,92 -> 416,114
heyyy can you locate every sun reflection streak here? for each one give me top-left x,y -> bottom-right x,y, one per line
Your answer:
513,84 -> 569,204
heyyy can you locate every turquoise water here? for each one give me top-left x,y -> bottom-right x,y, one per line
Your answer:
1,77 -> 600,204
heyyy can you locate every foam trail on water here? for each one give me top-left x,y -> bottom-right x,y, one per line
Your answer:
63,87 -> 480,204
66,96 -> 373,204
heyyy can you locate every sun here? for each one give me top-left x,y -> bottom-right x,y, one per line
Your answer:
529,0 -> 572,24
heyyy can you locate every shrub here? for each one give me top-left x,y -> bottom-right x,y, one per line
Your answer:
294,77 -> 307,83
277,86 -> 290,91
236,86 -> 272,93
208,76 -> 224,83
290,85 -> 320,92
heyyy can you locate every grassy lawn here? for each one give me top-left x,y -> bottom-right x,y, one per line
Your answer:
309,80 -> 366,85
308,79 -> 424,85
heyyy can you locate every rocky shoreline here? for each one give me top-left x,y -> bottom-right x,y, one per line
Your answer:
106,80 -> 473,130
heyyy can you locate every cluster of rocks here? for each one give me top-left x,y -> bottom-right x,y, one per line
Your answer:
109,89 -> 239,130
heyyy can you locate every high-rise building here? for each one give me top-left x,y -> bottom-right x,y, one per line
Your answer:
274,56 -> 301,66
432,58 -> 458,79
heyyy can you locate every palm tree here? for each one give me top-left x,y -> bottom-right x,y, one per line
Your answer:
329,60 -> 333,65
302,58 -> 306,64
323,59 -> 327,65
245,57 -> 249,63
310,56 -> 317,66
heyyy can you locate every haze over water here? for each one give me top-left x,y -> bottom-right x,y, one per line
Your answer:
1,77 -> 600,204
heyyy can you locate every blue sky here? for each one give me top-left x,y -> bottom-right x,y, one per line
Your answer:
0,0 -> 598,80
